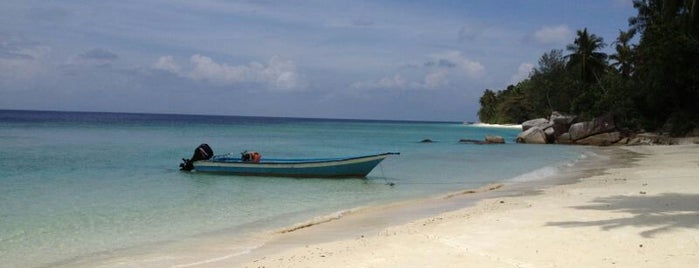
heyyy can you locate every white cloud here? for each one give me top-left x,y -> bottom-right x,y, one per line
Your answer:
510,62 -> 534,85
424,68 -> 448,89
152,54 -> 305,91
377,74 -> 407,88
152,55 -> 181,74
532,25 -> 572,45
351,50 -> 485,91
351,74 -> 410,90
429,50 -> 485,80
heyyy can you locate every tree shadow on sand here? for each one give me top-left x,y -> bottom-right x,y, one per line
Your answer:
546,193 -> 699,238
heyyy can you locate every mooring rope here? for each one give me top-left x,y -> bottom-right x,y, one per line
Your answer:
378,162 -> 395,186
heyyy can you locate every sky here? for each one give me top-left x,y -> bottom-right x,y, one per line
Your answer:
0,0 -> 637,122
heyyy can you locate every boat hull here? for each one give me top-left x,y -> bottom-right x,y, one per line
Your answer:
192,153 -> 397,178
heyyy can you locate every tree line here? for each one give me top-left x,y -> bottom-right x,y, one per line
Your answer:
478,0 -> 698,135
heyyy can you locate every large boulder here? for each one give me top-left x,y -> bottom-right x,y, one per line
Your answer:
522,118 -> 550,132
556,132 -> 573,144
569,114 -> 616,141
575,132 -> 622,146
550,111 -> 577,126
516,127 -> 547,144
484,135 -> 505,144
544,126 -> 556,143
549,111 -> 577,138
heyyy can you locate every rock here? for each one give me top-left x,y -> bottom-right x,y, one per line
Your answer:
544,127 -> 556,143
549,111 -> 577,138
522,118 -> 550,132
629,133 -> 674,145
626,137 -> 642,145
575,131 -> 621,146
614,137 -> 629,145
459,139 -> 485,145
516,127 -> 547,144
569,114 -> 616,141
556,132 -> 573,144
484,135 -> 505,144
550,111 -> 577,125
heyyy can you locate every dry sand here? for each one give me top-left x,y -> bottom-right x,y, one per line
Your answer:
232,144 -> 699,268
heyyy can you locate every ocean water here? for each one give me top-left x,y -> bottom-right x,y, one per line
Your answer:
0,110 -> 586,267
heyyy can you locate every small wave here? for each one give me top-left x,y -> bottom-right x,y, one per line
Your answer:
508,166 -> 560,183
442,183 -> 504,199
276,208 -> 362,234
171,246 -> 260,268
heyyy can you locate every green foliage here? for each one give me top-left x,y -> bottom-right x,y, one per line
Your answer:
631,0 -> 699,134
476,0 -> 699,135
609,29 -> 636,78
566,28 -> 608,84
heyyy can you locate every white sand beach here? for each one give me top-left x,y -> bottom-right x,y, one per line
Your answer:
230,144 -> 699,268
467,122 -> 524,129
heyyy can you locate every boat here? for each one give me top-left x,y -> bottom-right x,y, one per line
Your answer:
179,144 -> 398,178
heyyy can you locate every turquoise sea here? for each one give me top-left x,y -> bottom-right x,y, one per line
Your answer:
0,110 -> 587,267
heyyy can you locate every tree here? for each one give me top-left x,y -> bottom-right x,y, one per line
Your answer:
474,1 -> 698,133
609,29 -> 636,78
565,28 -> 608,84
477,89 -> 498,123
630,0 -> 699,134
530,49 -> 575,114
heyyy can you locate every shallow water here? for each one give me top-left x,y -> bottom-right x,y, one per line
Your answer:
0,110 -> 586,267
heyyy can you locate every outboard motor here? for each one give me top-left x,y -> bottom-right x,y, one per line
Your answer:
180,143 -> 214,171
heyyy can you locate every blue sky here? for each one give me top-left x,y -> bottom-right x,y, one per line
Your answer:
1,0 -> 636,121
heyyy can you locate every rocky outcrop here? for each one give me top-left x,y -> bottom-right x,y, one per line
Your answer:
556,133 -> 573,144
575,132 -> 622,146
516,112 -> 578,144
568,114 -> 616,141
516,112 -> 624,146
550,112 -> 577,139
521,118 -> 550,132
516,127 -> 547,144
514,112 -> 693,146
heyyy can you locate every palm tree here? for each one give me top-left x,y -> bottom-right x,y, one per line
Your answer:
630,0 -> 698,33
565,28 -> 608,84
609,29 -> 636,78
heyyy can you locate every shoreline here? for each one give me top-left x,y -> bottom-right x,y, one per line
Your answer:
232,144 -> 699,267
56,144 -> 699,267
55,147 -> 596,268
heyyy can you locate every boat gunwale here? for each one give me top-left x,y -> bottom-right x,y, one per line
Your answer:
207,152 -> 399,166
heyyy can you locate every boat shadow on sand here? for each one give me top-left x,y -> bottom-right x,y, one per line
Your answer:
546,193 -> 699,238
